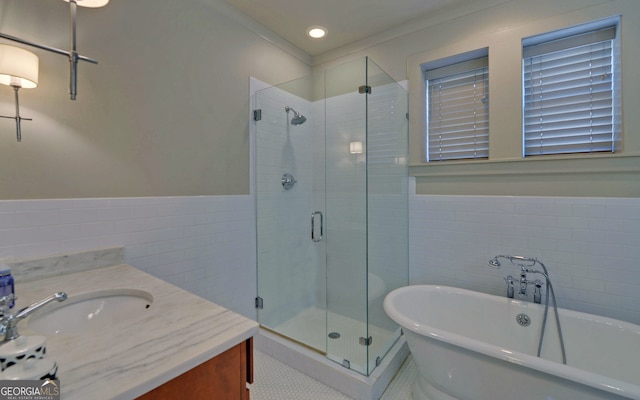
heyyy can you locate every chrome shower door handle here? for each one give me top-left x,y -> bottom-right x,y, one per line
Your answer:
311,211 -> 323,242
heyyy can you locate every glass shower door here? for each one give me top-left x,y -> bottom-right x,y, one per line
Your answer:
254,77 -> 327,352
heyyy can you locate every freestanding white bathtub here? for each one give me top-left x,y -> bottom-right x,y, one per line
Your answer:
384,285 -> 640,400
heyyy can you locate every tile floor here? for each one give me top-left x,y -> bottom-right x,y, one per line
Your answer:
250,349 -> 416,400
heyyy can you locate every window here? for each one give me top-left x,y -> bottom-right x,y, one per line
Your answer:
424,54 -> 489,162
523,19 -> 620,156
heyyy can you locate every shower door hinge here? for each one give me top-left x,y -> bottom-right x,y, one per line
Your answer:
253,109 -> 262,121
359,336 -> 373,346
255,296 -> 264,309
358,85 -> 372,94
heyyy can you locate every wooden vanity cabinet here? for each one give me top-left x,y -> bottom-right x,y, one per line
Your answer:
137,337 -> 253,400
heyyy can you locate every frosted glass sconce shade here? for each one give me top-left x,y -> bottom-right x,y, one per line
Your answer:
64,0 -> 109,8
350,141 -> 364,154
0,45 -> 39,89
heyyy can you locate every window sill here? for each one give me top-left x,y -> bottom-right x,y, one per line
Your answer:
410,152 -> 640,177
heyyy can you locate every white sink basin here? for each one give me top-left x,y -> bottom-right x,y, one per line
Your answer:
26,289 -> 153,335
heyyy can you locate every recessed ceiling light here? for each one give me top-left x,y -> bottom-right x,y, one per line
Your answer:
307,26 -> 327,39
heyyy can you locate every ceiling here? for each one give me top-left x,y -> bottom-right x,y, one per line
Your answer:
223,0 -> 472,57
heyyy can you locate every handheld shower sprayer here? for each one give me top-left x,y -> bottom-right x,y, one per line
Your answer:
488,257 -> 502,268
489,255 -> 549,278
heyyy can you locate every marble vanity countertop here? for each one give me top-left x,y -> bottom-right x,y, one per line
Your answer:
14,264 -> 259,400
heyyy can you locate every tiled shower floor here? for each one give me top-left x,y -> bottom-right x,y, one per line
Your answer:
250,349 -> 416,400
274,307 -> 399,374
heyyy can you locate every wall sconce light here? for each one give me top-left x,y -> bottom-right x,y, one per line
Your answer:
0,45 -> 39,142
350,141 -> 363,154
0,0 -> 107,101
64,0 -> 110,7
393,156 -> 407,165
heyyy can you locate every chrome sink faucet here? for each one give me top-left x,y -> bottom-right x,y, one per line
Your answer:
0,292 -> 67,343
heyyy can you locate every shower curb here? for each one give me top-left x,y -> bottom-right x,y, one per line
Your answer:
255,328 -> 409,399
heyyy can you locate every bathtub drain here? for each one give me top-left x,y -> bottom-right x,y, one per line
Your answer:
516,313 -> 531,327
328,332 -> 341,339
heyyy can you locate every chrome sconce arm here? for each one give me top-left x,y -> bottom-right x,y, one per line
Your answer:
67,0 -> 101,100
0,0 -> 103,102
0,0 -> 106,141
0,45 -> 38,142
0,86 -> 32,142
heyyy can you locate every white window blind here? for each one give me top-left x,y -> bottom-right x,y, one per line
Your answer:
523,26 -> 616,156
426,59 -> 489,162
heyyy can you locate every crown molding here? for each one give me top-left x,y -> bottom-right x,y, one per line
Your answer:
205,0 -> 312,65
311,0 -> 512,66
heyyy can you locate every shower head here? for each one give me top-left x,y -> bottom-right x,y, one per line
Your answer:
291,114 -> 307,126
285,106 -> 307,125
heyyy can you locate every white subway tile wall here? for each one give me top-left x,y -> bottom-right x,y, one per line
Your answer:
1,188 -> 638,329
254,85 -> 320,327
0,196 -> 257,319
409,192 -> 640,325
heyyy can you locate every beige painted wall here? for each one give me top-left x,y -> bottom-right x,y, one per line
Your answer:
314,0 -> 640,197
0,0 -> 310,199
2,0 -> 638,199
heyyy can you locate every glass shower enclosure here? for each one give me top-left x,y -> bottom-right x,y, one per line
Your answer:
255,57 -> 408,376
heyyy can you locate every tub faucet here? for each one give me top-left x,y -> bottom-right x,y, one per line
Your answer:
519,268 -> 529,297
533,280 -> 543,304
488,254 -> 566,364
489,256 -> 542,298
0,292 -> 67,343
504,275 -> 515,298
